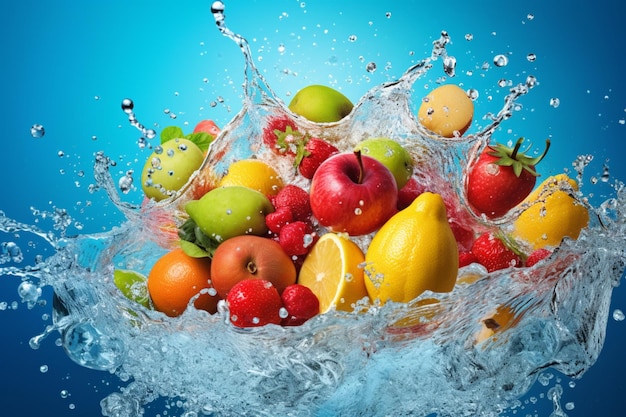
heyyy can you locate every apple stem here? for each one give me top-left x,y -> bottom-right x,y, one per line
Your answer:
246,261 -> 258,275
354,150 -> 364,184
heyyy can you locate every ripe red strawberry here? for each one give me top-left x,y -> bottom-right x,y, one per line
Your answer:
396,176 -> 426,210
466,138 -> 550,219
226,279 -> 283,328
458,250 -> 478,268
279,221 -> 317,256
525,248 -> 552,267
265,206 -> 294,234
297,138 -> 339,179
280,284 -> 320,326
471,232 -> 522,272
272,185 -> 312,222
262,115 -> 299,155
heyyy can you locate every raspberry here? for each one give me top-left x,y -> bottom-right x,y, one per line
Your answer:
280,284 -> 320,326
279,221 -> 317,256
273,185 -> 312,222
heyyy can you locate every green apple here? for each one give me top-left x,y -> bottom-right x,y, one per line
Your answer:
288,85 -> 354,123
354,137 -> 414,189
141,138 -> 204,201
185,186 -> 274,243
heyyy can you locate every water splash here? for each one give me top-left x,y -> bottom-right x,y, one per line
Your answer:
1,3 -> 626,417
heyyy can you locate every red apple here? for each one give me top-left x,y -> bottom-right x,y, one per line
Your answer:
309,151 -> 398,236
193,119 -> 221,136
210,235 -> 297,299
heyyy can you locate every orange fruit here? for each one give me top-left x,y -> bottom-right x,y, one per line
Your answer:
147,248 -> 220,317
218,159 -> 284,196
210,235 -> 297,298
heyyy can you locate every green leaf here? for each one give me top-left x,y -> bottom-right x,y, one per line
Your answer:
113,269 -> 151,308
185,132 -> 214,152
179,240 -> 212,258
161,126 -> 185,144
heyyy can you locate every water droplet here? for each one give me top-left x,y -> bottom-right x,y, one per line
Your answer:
279,307 -> 289,319
443,56 -> 456,77
565,402 -> 575,411
178,143 -> 188,151
549,97 -> 560,108
525,75 -> 538,88
366,62 -> 377,73
60,389 -> 70,399
207,288 -> 217,297
493,54 -> 509,67
30,124 -> 45,138
3,241 -> 24,263
467,89 -> 479,101
277,44 -> 286,54
354,208 -> 363,215
167,149 -> 175,157
18,281 -> 41,308
527,13 -> 535,20
151,157 -> 162,169
601,165 -> 610,182
211,1 -> 225,14
497,79 -> 508,88
40,365 -> 49,373
118,171 -> 134,194
527,53 -> 537,62
121,98 -> 134,114
613,309 -> 625,321
465,33 -> 473,41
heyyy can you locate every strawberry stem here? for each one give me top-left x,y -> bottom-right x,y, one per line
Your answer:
354,150 -> 364,184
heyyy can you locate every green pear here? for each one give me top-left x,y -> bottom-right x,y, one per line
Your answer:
288,85 -> 354,123
354,137 -> 414,189
141,138 -> 204,201
185,186 -> 274,243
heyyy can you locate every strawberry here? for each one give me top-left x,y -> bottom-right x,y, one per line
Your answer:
272,185 -> 312,222
279,221 -> 317,256
226,279 -> 283,328
262,115 -> 299,155
525,248 -> 552,267
466,138 -> 550,218
458,250 -> 478,268
265,206 -> 294,235
396,176 -> 426,210
471,232 -> 522,272
296,138 -> 339,179
280,284 -> 320,326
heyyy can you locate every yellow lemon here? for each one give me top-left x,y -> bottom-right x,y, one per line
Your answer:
364,192 -> 459,304
510,174 -> 590,251
297,233 -> 369,313
417,84 -> 474,138
474,304 -> 521,344
218,159 -> 284,196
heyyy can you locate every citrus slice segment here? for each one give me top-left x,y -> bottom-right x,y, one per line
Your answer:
297,233 -> 369,313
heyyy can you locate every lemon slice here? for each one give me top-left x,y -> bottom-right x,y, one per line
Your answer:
297,233 -> 369,313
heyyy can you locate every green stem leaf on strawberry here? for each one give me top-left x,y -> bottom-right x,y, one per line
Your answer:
160,124 -> 217,152
466,137 -> 550,219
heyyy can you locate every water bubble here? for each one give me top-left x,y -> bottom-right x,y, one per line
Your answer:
18,281 -> 42,308
348,35 -> 357,42
211,1 -> 225,14
527,53 -> 537,62
385,12 -> 392,18
527,13 -> 535,20
465,33 -> 473,41
121,98 -> 134,114
277,44 -> 286,54
565,402 -> 575,411
58,150 -> 65,158
40,365 -> 48,373
62,321 -> 125,371
613,309 -> 625,321
151,157 -> 162,170
493,54 -> 509,67
467,89 -> 479,101
498,79 -> 508,88
366,62 -> 377,73
30,124 -> 45,138
2,241 -> 24,263
60,389 -> 70,399
550,97 -> 560,108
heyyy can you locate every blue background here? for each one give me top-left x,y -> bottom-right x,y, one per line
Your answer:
1,1 -> 625,416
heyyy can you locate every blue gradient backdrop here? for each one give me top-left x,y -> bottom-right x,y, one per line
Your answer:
1,1 -> 625,416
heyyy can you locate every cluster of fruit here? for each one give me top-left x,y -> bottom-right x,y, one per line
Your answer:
115,83 -> 590,334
